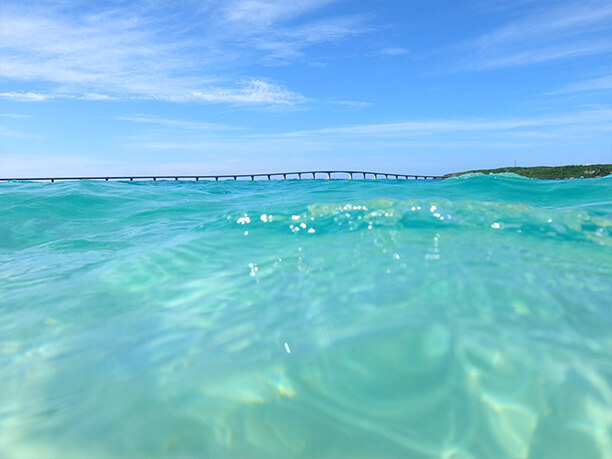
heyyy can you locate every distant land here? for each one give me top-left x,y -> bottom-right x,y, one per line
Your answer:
444,164 -> 612,179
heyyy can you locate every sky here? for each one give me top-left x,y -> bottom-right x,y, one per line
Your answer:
1,0 -> 611,177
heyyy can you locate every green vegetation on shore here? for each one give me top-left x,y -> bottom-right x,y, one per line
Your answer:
445,164 -> 612,179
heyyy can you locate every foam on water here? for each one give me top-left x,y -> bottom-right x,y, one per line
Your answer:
1,174 -> 611,458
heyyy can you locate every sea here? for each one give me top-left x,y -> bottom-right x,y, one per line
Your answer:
1,173 -> 611,458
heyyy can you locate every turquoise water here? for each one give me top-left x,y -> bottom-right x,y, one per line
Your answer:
1,174 -> 611,458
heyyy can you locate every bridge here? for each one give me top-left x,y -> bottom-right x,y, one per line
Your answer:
0,170 -> 444,182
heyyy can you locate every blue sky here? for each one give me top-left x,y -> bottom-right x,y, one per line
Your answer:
1,0 -> 611,177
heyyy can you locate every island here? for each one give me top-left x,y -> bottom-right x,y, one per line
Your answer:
444,164 -> 612,179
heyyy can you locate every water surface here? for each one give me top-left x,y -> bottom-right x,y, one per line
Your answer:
1,174 -> 611,458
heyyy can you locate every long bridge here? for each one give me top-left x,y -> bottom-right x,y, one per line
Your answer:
0,170 -> 444,182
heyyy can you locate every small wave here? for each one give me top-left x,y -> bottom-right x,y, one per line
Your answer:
226,197 -> 612,246
447,171 -> 531,180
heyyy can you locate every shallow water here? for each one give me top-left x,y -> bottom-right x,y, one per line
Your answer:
1,174 -> 611,458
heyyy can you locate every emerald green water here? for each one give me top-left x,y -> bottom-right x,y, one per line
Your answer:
1,174 -> 611,458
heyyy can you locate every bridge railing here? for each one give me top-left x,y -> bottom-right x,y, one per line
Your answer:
0,170 -> 444,182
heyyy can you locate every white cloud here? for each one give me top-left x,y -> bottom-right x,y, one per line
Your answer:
188,80 -> 305,105
79,93 -> 115,101
0,7 -> 202,100
0,91 -> 55,102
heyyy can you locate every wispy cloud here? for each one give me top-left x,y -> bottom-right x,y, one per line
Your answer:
0,1 -> 368,103
0,112 -> 31,137
271,108 -> 612,137
475,1 -> 612,47
79,93 -> 115,101
377,47 -> 409,56
186,80 -> 306,104
115,116 -> 241,131
212,1 -> 371,62
5,107 -> 610,176
219,0 -> 332,25
0,154 -> 110,177
121,108 -> 612,158
461,1 -> 612,70
0,113 -> 30,118
0,127 -> 31,138
551,74 -> 612,93
0,5 -> 202,100
332,100 -> 372,109
0,81 -> 303,105
252,15 -> 371,63
0,91 -> 56,102
472,40 -> 612,70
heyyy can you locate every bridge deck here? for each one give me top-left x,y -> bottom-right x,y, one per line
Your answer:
0,171 -> 444,182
